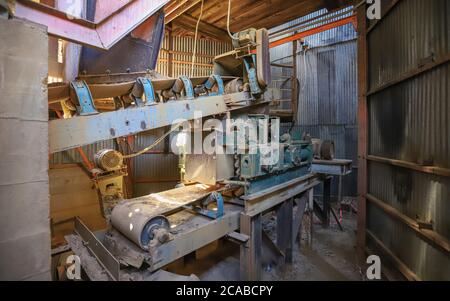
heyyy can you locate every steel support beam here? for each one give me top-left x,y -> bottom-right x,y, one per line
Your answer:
150,211 -> 241,271
269,15 -> 357,48
49,92 -> 247,153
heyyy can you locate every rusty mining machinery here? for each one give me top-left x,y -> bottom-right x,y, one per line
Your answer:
46,24 -> 352,280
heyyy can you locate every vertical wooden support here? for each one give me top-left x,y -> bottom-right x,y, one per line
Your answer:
323,178 -> 331,227
240,213 -> 262,281
277,198 -> 293,263
168,23 -> 174,77
307,188 -> 314,246
291,40 -> 298,124
356,4 -> 368,265
293,194 -> 308,243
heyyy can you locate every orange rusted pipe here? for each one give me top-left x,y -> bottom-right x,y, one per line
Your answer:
269,15 -> 357,48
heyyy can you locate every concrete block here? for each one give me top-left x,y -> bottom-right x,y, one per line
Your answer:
0,18 -> 48,121
0,18 -> 50,281
0,119 -> 48,185
0,182 -> 50,240
0,231 -> 51,280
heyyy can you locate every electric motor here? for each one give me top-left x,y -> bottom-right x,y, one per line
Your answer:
94,149 -> 123,171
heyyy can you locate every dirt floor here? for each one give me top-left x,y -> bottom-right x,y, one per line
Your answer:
168,204 -> 364,281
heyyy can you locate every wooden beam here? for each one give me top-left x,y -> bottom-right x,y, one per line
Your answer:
277,198 -> 294,263
292,40 -> 298,124
173,14 -> 229,42
168,22 -> 174,77
368,155 -> 450,178
366,230 -> 421,281
366,194 -> 450,255
366,53 -> 450,97
356,3 -> 368,267
240,213 -> 262,281
292,194 -> 308,243
165,0 -> 202,24
227,0 -> 323,32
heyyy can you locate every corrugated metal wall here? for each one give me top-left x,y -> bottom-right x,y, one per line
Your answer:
271,7 -> 358,198
365,0 -> 450,280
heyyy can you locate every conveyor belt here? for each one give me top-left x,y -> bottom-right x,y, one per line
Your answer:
48,76 -> 239,104
110,184 -> 218,249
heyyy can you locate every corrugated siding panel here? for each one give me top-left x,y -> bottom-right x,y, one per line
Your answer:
369,161 -> 450,240
296,42 -> 357,127
366,0 -> 450,280
274,7 -> 358,198
369,63 -> 450,168
368,0 -> 450,90
50,139 -> 116,164
367,203 -> 450,280
132,129 -> 179,196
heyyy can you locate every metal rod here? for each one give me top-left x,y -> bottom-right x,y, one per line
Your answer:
269,16 -> 357,49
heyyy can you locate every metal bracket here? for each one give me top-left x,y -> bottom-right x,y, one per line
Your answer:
184,191 -> 224,219
133,77 -> 157,107
73,217 -> 120,281
243,55 -> 262,96
204,74 -> 225,96
179,76 -> 194,99
70,80 -> 98,116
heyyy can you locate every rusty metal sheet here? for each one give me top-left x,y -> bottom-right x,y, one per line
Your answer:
14,0 -> 169,50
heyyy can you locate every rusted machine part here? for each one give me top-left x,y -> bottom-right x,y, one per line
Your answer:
224,78 -> 244,94
111,202 -> 171,250
80,10 -> 165,74
255,28 -> 271,89
320,140 -> 335,160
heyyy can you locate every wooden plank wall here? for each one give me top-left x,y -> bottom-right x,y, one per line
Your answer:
50,165 -> 106,246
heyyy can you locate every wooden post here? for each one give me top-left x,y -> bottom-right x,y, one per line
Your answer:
240,213 -> 262,281
356,3 -> 368,266
323,178 -> 331,227
168,23 -> 174,77
307,188 -> 314,246
291,40 -> 298,124
277,198 -> 293,263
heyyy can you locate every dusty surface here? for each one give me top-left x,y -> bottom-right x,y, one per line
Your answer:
171,206 -> 364,281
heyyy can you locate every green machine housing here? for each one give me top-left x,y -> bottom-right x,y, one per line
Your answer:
233,115 -> 314,194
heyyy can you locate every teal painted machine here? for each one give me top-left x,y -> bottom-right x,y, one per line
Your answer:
231,115 -> 314,195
